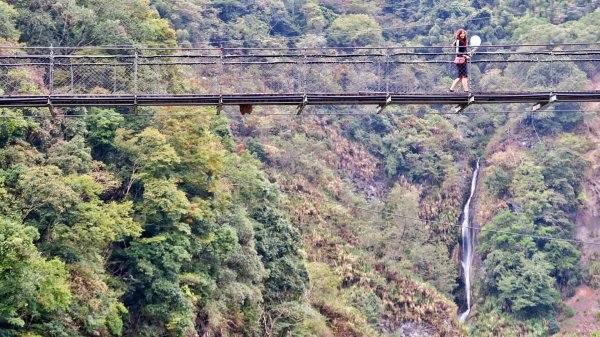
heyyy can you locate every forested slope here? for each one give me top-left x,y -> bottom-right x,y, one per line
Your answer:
0,1 -> 599,336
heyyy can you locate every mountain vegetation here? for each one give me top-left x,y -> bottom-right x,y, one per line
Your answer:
0,0 -> 599,336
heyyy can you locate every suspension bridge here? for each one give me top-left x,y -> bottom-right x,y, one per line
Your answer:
0,44 -> 599,113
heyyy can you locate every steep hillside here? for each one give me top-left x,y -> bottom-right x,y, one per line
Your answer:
557,102 -> 600,336
0,0 -> 599,336
229,113 -> 469,336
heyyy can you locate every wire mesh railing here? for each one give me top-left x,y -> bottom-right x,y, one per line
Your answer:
0,44 -> 598,96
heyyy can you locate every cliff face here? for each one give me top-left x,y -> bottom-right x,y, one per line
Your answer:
231,114 -> 469,336
559,111 -> 600,335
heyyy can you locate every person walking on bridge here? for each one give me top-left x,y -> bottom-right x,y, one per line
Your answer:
449,28 -> 470,93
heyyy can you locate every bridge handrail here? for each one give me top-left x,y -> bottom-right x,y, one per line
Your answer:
1,50 -> 600,60
0,42 -> 599,53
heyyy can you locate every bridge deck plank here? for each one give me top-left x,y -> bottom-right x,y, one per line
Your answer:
0,91 -> 598,108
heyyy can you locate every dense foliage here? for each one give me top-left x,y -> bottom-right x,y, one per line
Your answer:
0,0 -> 598,336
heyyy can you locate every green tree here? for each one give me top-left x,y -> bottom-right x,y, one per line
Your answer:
123,233 -> 195,336
543,240 -> 581,288
0,1 -> 19,41
0,109 -> 33,147
301,2 -> 327,33
46,135 -> 93,174
85,108 -> 125,156
0,218 -> 71,330
510,161 -> 552,219
326,14 -> 383,47
485,165 -> 511,198
15,165 -> 80,233
11,0 -> 177,47
114,127 -> 181,198
497,253 -> 560,316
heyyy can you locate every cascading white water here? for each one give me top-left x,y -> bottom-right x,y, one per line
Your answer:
459,159 -> 480,322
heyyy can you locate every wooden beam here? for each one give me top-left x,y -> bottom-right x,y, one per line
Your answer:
376,94 -> 392,114
453,94 -> 475,113
532,94 -> 557,112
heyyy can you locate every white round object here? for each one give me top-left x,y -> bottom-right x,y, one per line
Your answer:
470,35 -> 482,47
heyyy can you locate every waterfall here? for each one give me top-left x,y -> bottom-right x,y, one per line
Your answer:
459,159 -> 480,321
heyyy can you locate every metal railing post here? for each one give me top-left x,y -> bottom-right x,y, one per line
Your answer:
302,49 -> 308,94
70,61 -> 74,94
377,48 -> 382,92
217,45 -> 224,114
113,63 -> 117,93
133,47 -> 139,95
49,44 -> 54,95
550,50 -> 554,89
133,47 -> 139,113
468,56 -> 473,93
385,50 -> 390,94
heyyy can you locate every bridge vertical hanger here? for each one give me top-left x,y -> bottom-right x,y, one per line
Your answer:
376,94 -> 392,114
376,49 -> 382,92
113,63 -> 118,94
375,49 -> 391,114
384,51 -> 390,94
296,48 -> 309,115
532,93 -> 557,112
70,61 -> 75,94
550,50 -> 555,88
467,54 -> 473,93
133,47 -> 139,114
302,49 -> 308,94
453,94 -> 475,114
49,44 -> 54,95
217,45 -> 224,115
48,45 -> 55,116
